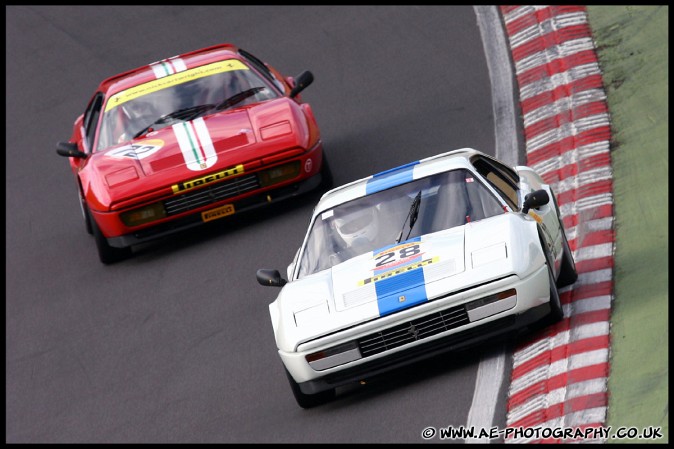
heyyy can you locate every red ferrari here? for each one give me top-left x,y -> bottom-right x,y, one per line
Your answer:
57,43 -> 331,264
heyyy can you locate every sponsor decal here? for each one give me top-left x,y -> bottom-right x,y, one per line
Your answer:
528,210 -> 543,224
373,242 -> 424,272
202,204 -> 235,222
173,117 -> 217,171
106,139 -> 165,160
171,164 -> 244,194
105,59 -> 249,112
304,158 -> 312,173
359,256 -> 439,286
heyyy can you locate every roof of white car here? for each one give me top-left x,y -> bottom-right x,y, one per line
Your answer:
314,147 -> 482,216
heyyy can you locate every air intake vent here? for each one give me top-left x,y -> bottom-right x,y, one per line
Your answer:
163,173 -> 260,216
358,305 -> 469,358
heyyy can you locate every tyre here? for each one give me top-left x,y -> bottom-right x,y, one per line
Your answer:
556,227 -> 578,288
550,190 -> 577,288
78,186 -> 93,235
542,237 -> 564,323
88,206 -> 132,264
285,367 -> 335,409
319,150 -> 334,190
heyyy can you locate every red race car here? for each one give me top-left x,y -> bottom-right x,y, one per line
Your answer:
57,43 -> 331,264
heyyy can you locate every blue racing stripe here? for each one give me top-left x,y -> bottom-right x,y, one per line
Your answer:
366,160 -> 419,195
376,268 -> 427,316
373,236 -> 428,316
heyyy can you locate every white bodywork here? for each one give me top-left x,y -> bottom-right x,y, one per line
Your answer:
266,148 -> 565,386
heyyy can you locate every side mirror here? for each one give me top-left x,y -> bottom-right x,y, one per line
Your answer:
289,70 -> 314,98
522,189 -> 550,214
256,269 -> 287,287
56,141 -> 87,159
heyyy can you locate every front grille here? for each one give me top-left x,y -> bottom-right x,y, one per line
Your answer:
163,173 -> 260,216
357,305 -> 470,358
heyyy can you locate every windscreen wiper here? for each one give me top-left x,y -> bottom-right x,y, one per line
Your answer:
395,191 -> 422,244
133,104 -> 215,139
214,87 -> 266,111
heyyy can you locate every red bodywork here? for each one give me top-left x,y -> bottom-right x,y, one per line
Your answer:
60,43 -> 325,251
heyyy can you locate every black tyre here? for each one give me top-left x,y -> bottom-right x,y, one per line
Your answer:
556,227 -> 578,288
78,187 -> 93,235
285,367 -> 335,409
88,206 -> 132,264
542,237 -> 564,323
550,190 -> 578,288
319,150 -> 333,190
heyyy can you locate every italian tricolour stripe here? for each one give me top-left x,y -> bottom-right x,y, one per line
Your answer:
172,117 -> 218,171
150,57 -> 187,78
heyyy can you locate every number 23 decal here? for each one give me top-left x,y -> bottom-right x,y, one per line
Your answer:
375,244 -> 421,267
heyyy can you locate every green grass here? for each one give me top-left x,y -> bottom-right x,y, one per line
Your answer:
586,5 -> 668,444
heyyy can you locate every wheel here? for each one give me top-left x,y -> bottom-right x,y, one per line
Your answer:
541,237 -> 564,323
78,186 -> 93,235
556,227 -> 578,288
550,190 -> 577,288
319,150 -> 333,190
284,367 -> 335,409
88,206 -> 132,264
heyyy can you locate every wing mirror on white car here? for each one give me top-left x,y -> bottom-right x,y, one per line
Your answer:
522,189 -> 550,214
257,269 -> 287,287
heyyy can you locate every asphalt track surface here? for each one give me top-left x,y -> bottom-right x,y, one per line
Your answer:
6,6 -> 513,443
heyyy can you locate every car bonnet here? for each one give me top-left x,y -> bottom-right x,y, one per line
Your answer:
91,97 -> 308,206
275,226 -> 470,348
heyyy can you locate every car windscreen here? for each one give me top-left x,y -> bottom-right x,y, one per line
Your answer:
95,59 -> 280,151
296,168 -> 505,279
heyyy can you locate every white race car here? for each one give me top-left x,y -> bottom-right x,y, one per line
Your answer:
257,148 -> 577,408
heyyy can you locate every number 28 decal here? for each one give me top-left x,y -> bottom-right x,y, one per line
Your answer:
375,243 -> 421,268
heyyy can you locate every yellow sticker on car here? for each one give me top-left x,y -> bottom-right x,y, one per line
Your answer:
528,210 -> 543,224
105,59 -> 249,112
172,164 -> 244,194
202,204 -> 235,222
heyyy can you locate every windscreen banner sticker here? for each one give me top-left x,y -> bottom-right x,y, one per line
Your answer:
171,164 -> 244,194
173,118 -> 217,171
105,59 -> 249,112
106,139 -> 165,160
150,57 -> 187,79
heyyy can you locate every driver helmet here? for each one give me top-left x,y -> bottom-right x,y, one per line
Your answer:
121,98 -> 158,126
334,206 -> 379,248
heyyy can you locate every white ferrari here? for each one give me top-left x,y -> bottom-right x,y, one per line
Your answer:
257,148 -> 577,408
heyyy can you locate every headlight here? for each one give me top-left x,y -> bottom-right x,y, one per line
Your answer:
293,300 -> 329,327
258,161 -> 301,187
471,242 -> 507,268
120,202 -> 167,227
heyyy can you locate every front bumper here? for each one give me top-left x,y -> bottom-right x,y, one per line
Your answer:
106,171 -> 323,248
279,266 -> 551,394
90,142 -> 325,248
